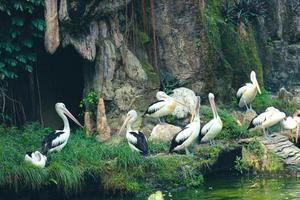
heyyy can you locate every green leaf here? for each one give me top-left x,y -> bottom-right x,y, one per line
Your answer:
31,19 -> 45,31
0,62 -> 5,68
13,1 -> 24,11
16,55 -> 26,64
25,65 -> 33,72
22,39 -> 33,48
12,17 -> 24,27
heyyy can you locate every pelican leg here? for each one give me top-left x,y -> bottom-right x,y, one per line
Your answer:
249,104 -> 253,111
296,125 -> 299,144
263,128 -> 272,142
245,102 -> 250,112
185,148 -> 191,155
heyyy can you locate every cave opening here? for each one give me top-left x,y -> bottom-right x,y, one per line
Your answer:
37,46 -> 85,129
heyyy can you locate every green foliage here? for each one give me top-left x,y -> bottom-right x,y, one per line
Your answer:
136,30 -> 150,45
245,139 -> 264,158
234,156 -> 250,174
252,90 -> 300,115
80,91 -> 98,118
160,71 -> 186,94
221,0 -> 266,26
0,0 -> 45,79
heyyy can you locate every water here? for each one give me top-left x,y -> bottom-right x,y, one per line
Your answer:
108,176 -> 300,200
5,176 -> 300,200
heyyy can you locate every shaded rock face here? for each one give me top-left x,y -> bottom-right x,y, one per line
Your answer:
154,0 -> 202,80
262,0 -> 300,90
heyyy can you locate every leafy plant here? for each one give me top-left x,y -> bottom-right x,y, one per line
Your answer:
234,156 -> 249,174
0,0 -> 45,79
221,0 -> 266,26
160,71 -> 186,94
79,91 -> 98,118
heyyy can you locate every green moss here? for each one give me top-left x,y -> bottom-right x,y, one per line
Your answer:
136,31 -> 150,45
198,0 -> 264,99
252,90 -> 300,115
0,123 -> 205,195
200,106 -> 246,140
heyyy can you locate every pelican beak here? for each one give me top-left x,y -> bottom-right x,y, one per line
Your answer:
118,116 -> 130,136
255,79 -> 261,94
63,108 -> 84,128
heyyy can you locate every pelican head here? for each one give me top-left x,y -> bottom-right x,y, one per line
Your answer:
250,71 -> 261,94
156,91 -> 187,107
156,91 -> 169,100
55,103 -> 83,128
118,110 -> 138,135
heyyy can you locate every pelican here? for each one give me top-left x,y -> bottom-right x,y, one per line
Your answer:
42,103 -> 83,154
144,91 -> 186,121
169,96 -> 201,155
24,151 -> 47,168
248,107 -> 286,139
236,71 -> 261,111
199,93 -> 223,144
118,110 -> 148,155
281,110 -> 300,143
170,87 -> 197,120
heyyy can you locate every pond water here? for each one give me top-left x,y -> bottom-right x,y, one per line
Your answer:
5,176 -> 300,200
97,176 -> 300,200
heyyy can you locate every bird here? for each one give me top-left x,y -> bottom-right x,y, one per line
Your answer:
24,151 -> 47,168
236,71 -> 261,111
281,110 -> 300,143
118,110 -> 148,156
199,93 -> 223,145
169,96 -> 201,155
42,103 -> 83,154
144,91 -> 186,122
248,107 -> 286,140
170,87 -> 197,120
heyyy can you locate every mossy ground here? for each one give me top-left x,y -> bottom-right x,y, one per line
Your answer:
0,123 -> 218,197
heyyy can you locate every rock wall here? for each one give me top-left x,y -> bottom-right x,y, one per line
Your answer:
261,0 -> 300,90
43,0 -> 300,129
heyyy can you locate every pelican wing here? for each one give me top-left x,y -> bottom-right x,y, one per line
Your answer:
129,131 -> 148,155
236,85 -> 248,98
169,126 -> 191,152
201,119 -> 215,135
42,131 -> 65,154
144,100 -> 165,115
248,110 -> 274,130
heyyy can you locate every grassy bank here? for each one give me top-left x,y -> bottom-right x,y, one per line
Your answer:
0,123 -> 213,196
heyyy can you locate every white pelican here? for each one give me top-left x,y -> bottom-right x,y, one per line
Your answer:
281,110 -> 300,143
144,91 -> 186,121
42,103 -> 83,154
236,71 -> 261,111
199,93 -> 223,144
118,110 -> 148,155
170,87 -> 197,119
248,107 -> 286,139
169,96 -> 201,154
25,151 -> 47,168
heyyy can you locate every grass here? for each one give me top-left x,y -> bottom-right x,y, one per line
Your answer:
200,105 -> 248,140
252,89 -> 300,115
0,123 -> 206,196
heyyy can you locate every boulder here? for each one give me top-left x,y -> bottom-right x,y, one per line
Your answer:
149,124 -> 181,142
